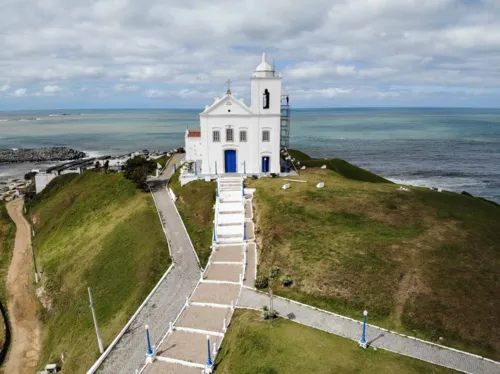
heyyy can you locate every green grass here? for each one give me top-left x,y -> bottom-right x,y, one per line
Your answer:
169,166 -> 215,268
287,149 -> 391,184
154,154 -> 171,168
215,309 -> 456,374
287,149 -> 312,162
246,168 -> 500,360
0,203 -> 15,364
27,171 -> 171,373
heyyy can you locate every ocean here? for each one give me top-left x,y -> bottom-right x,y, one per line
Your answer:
1,108 -> 499,203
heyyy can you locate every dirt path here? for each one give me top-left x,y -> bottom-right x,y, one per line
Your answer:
4,199 -> 40,373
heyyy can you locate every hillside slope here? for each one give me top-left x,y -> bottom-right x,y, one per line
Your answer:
28,172 -> 170,373
286,148 -> 391,184
247,167 -> 500,360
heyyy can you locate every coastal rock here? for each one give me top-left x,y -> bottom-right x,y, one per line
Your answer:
0,147 -> 87,163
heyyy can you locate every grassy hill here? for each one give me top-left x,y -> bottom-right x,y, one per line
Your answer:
286,148 -> 391,184
27,172 -> 170,373
246,163 -> 500,359
0,203 -> 15,366
215,309 -> 456,374
170,166 -> 216,268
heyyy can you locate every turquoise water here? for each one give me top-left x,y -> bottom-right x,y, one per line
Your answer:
1,108 -> 500,202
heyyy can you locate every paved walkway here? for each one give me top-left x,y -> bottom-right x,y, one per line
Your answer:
238,287 -> 499,374
97,154 -> 201,374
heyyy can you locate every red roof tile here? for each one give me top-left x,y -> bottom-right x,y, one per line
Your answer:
187,130 -> 201,137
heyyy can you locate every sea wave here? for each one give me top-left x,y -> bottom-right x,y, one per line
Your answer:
388,176 -> 487,191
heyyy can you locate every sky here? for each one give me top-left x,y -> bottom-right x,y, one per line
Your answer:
1,0 -> 500,110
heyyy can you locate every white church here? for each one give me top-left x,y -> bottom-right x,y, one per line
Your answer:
185,53 -> 290,175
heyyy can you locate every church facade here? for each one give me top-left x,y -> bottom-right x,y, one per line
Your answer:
185,53 -> 283,175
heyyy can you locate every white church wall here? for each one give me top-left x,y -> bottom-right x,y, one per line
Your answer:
185,136 -> 203,162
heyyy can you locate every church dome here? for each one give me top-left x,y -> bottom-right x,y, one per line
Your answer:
255,53 -> 273,72
253,53 -> 275,78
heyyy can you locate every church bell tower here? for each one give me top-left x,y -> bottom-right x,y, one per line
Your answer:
250,53 -> 282,115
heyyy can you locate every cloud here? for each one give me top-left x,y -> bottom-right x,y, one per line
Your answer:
0,0 -> 499,107
114,84 -> 140,92
0,84 -> 10,92
143,89 -> 169,98
43,85 -> 62,93
13,88 -> 27,97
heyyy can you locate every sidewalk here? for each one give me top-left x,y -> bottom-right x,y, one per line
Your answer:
237,287 -> 499,374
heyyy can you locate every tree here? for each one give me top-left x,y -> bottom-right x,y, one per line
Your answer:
123,156 -> 156,190
24,171 -> 37,181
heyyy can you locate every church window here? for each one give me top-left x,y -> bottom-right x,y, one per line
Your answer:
226,128 -> 234,142
262,130 -> 270,142
240,130 -> 247,142
263,89 -> 270,109
213,130 -> 220,142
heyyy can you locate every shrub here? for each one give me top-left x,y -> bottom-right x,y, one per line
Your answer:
280,275 -> 293,287
255,275 -> 269,289
270,267 -> 280,278
123,156 -> 156,190
262,306 -> 279,320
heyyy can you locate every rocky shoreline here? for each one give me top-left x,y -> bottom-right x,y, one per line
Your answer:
0,147 -> 87,163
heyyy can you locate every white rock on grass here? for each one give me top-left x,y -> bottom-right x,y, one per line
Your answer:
300,166 -> 306,170
321,165 -> 327,169
282,183 -> 291,190
316,182 -> 325,188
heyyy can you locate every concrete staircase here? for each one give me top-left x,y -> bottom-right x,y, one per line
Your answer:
141,176 -> 256,374
214,177 -> 245,244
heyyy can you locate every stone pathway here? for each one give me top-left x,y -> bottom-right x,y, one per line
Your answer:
143,176 -> 256,373
95,154 -> 201,374
237,287 -> 500,374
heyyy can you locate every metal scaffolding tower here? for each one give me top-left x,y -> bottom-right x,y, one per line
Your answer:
280,95 -> 291,149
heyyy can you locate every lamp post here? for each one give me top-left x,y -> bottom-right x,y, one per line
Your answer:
206,335 -> 213,368
88,288 -> 104,353
359,310 -> 368,348
145,325 -> 153,357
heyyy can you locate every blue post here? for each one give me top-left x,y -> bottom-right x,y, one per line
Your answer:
194,161 -> 198,176
243,223 -> 247,241
174,163 -> 177,172
215,161 -> 218,175
359,310 -> 368,348
206,335 -> 213,367
242,181 -> 245,197
145,325 -> 153,356
213,223 -> 217,243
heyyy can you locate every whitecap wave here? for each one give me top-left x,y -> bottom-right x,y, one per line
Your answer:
388,176 -> 486,191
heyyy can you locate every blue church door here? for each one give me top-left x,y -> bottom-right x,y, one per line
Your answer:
262,156 -> 270,173
224,150 -> 237,173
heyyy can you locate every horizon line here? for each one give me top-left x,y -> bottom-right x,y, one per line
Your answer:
2,105 -> 500,112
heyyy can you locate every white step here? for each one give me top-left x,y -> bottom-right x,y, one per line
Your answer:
219,203 -> 244,213
217,225 -> 243,236
217,237 -> 245,244
217,214 -> 244,225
